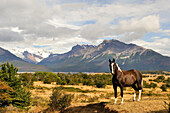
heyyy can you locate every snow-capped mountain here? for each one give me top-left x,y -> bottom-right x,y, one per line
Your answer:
8,48 -> 51,64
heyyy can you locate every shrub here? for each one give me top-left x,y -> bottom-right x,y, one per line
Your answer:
143,80 -> 157,88
153,75 -> 165,83
43,76 -> 52,84
160,84 -> 167,91
164,77 -> 170,88
96,81 -> 106,88
143,80 -> 150,88
49,87 -> 74,112
150,83 -> 157,88
19,73 -> 34,88
149,79 -> 153,81
157,75 -> 165,81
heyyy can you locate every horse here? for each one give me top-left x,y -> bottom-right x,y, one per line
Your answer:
109,58 -> 143,104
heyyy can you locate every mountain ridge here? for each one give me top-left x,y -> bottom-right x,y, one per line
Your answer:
38,39 -> 170,72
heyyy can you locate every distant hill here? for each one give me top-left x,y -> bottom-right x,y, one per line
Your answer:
38,39 -> 170,72
0,47 -> 51,72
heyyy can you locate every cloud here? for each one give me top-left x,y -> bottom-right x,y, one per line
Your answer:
0,29 -> 24,42
80,15 -> 160,42
80,24 -> 114,40
118,15 -> 160,42
118,15 -> 160,33
131,38 -> 170,56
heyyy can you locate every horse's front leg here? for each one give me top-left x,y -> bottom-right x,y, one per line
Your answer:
120,86 -> 124,104
113,85 -> 117,104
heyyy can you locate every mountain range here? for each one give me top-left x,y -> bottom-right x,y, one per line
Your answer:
38,39 -> 170,72
0,39 -> 170,72
0,47 -> 52,72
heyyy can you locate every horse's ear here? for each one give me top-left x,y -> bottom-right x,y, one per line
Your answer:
109,59 -> 111,63
113,58 -> 115,62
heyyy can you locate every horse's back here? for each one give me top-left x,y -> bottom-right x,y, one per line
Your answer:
125,69 -> 142,82
130,69 -> 142,83
126,69 -> 142,76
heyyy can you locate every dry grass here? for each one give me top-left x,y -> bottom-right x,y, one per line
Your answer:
29,74 -> 170,113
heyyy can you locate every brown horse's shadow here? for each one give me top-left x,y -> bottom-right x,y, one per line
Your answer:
61,102 -> 120,113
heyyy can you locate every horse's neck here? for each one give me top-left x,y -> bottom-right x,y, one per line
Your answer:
116,64 -> 122,72
114,65 -> 124,80
114,64 -> 123,74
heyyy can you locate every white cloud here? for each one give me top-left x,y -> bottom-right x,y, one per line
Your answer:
47,18 -> 80,30
118,15 -> 160,33
131,38 -> 170,56
118,15 -> 160,42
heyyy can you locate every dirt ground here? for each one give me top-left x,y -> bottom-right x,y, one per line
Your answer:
63,100 -> 167,113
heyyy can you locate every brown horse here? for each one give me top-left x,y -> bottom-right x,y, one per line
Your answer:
109,58 -> 143,104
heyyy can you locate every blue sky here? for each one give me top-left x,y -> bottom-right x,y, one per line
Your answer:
0,0 -> 170,56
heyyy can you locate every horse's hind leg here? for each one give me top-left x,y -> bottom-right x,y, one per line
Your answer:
120,86 -> 124,104
137,80 -> 143,101
137,89 -> 142,101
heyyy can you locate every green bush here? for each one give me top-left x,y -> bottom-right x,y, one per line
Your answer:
160,84 -> 167,91
143,80 -> 150,88
157,75 -> 165,81
143,80 -> 157,88
150,83 -> 157,88
19,73 -> 34,88
96,81 -> 106,88
33,71 -> 61,84
164,77 -> 170,88
43,76 -> 52,84
49,87 -> 74,112
153,75 -> 165,83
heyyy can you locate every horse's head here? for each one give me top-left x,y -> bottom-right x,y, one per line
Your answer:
109,58 -> 116,74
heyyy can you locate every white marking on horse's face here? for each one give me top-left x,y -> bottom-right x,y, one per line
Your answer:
111,63 -> 114,74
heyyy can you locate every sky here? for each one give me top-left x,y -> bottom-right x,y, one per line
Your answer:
0,0 -> 170,57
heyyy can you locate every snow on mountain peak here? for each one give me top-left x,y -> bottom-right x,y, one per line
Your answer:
8,48 -> 51,63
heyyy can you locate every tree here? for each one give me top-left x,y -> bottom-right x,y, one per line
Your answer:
0,80 -> 14,107
0,62 -> 31,108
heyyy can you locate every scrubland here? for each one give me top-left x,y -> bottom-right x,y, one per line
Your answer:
30,73 -> 170,113
1,71 -> 170,113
